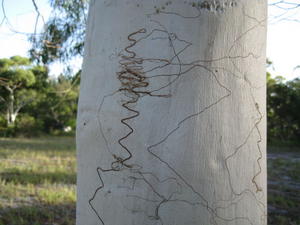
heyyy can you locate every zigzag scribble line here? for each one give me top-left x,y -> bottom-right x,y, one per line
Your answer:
88,5 -> 266,224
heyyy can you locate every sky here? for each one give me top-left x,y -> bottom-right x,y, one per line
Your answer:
267,0 -> 300,80
0,0 -> 50,58
0,0 -> 300,80
0,0 -> 81,77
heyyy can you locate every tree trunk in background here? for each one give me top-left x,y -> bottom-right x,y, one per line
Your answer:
7,87 -> 16,126
76,0 -> 267,224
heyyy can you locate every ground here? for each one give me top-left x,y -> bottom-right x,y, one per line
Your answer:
0,137 -> 76,225
267,147 -> 300,225
0,137 -> 298,225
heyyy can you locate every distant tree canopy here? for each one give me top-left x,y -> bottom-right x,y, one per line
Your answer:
0,56 -> 79,136
267,73 -> 300,143
0,56 -> 38,126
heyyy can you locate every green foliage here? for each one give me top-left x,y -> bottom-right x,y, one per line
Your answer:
0,56 -> 39,128
14,115 -> 43,137
0,56 -> 35,86
29,74 -> 79,134
0,56 -> 79,137
267,73 -> 300,143
30,0 -> 89,64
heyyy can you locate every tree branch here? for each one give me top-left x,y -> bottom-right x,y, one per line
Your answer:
0,95 -> 5,103
0,0 -> 7,26
270,1 -> 300,10
0,0 -> 46,36
269,1 -> 300,24
31,0 -> 45,42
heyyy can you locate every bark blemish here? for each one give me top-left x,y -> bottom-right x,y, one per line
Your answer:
188,0 -> 238,12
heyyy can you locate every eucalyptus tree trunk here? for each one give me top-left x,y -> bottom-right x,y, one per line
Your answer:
76,1 -> 267,225
6,87 -> 17,126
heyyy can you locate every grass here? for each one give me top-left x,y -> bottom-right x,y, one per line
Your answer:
268,157 -> 300,225
0,137 -> 299,224
0,137 -> 76,225
268,139 -> 300,153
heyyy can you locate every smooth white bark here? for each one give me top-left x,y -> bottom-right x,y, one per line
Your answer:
77,0 -> 267,224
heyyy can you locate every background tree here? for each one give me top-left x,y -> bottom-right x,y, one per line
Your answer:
0,56 -> 79,136
267,73 -> 300,142
30,0 -> 89,65
31,74 -> 79,133
0,56 -> 37,126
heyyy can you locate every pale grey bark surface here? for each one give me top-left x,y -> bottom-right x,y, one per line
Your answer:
76,0 -> 267,224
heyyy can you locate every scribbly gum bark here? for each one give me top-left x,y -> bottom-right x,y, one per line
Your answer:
76,0 -> 267,224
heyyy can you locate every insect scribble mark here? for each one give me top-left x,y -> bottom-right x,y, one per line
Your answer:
88,4 -> 266,224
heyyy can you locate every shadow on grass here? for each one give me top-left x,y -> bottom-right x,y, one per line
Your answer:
0,203 -> 75,225
0,168 -> 76,185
